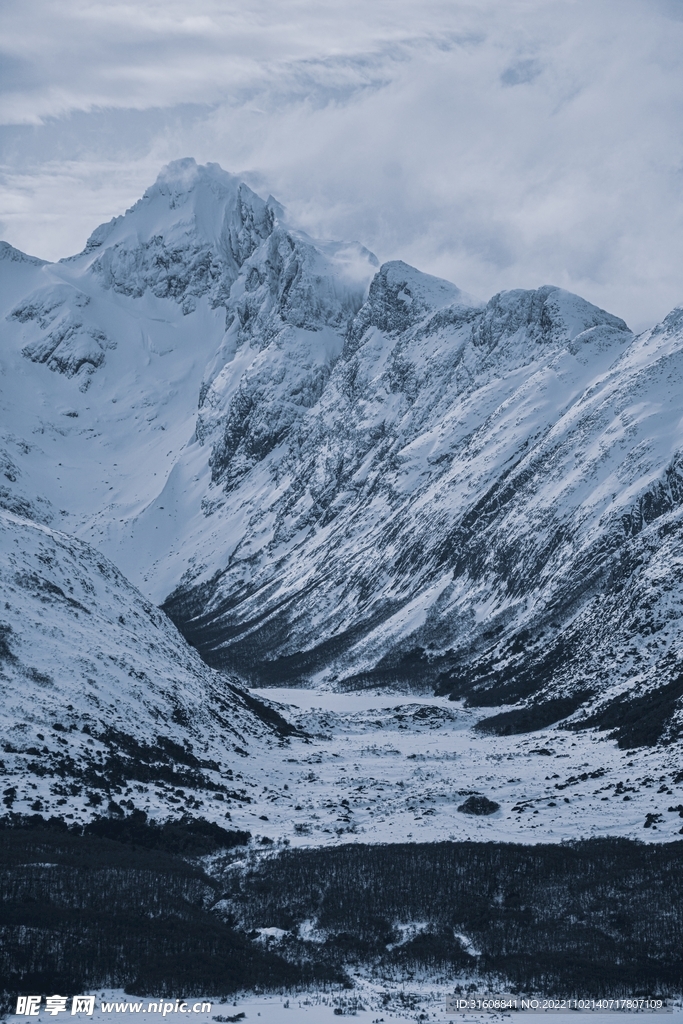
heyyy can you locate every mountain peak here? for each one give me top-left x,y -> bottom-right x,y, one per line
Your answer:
346,260 -> 480,349
61,160 -> 276,313
0,240 -> 47,266
79,159 -> 271,259
146,158 -> 248,210
473,284 -> 631,353
154,155 -> 219,187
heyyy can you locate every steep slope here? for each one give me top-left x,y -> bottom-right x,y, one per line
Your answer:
0,509 -> 295,826
162,267 -> 683,746
0,159 -> 377,578
430,310 -> 683,746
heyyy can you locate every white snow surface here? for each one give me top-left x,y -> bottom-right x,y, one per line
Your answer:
236,687 -> 683,846
0,508 -> 287,824
0,158 -> 682,843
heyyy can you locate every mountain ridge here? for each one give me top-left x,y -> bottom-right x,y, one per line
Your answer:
0,158 -> 682,756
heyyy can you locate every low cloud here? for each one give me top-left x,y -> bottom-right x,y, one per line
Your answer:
1,0 -> 682,331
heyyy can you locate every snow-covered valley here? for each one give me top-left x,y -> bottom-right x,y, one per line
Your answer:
242,687 -> 683,846
4,505 -> 680,843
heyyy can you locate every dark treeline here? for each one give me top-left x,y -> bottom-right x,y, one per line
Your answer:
0,816 -> 339,1003
0,809 -> 251,856
1,816 -> 681,1002
223,838 -> 683,997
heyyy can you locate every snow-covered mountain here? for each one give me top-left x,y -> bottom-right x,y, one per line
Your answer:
0,507 -> 303,825
1,157 -> 682,760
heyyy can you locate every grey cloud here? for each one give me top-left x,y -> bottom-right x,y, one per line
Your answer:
500,59 -> 542,86
0,54 -> 36,94
1,0 -> 682,333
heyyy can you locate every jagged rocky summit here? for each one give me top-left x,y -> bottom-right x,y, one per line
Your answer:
1,158 -> 682,753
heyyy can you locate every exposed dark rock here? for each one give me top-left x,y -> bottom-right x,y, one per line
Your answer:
457,795 -> 500,816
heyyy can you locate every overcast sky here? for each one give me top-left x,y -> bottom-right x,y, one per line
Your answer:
1,0 -> 683,331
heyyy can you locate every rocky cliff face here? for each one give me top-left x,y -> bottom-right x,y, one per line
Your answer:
164,258 -> 683,748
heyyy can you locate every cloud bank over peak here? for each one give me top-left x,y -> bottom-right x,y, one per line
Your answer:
1,0 -> 683,331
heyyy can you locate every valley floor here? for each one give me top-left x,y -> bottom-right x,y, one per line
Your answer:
229,687 -> 683,847
6,683 -> 682,844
